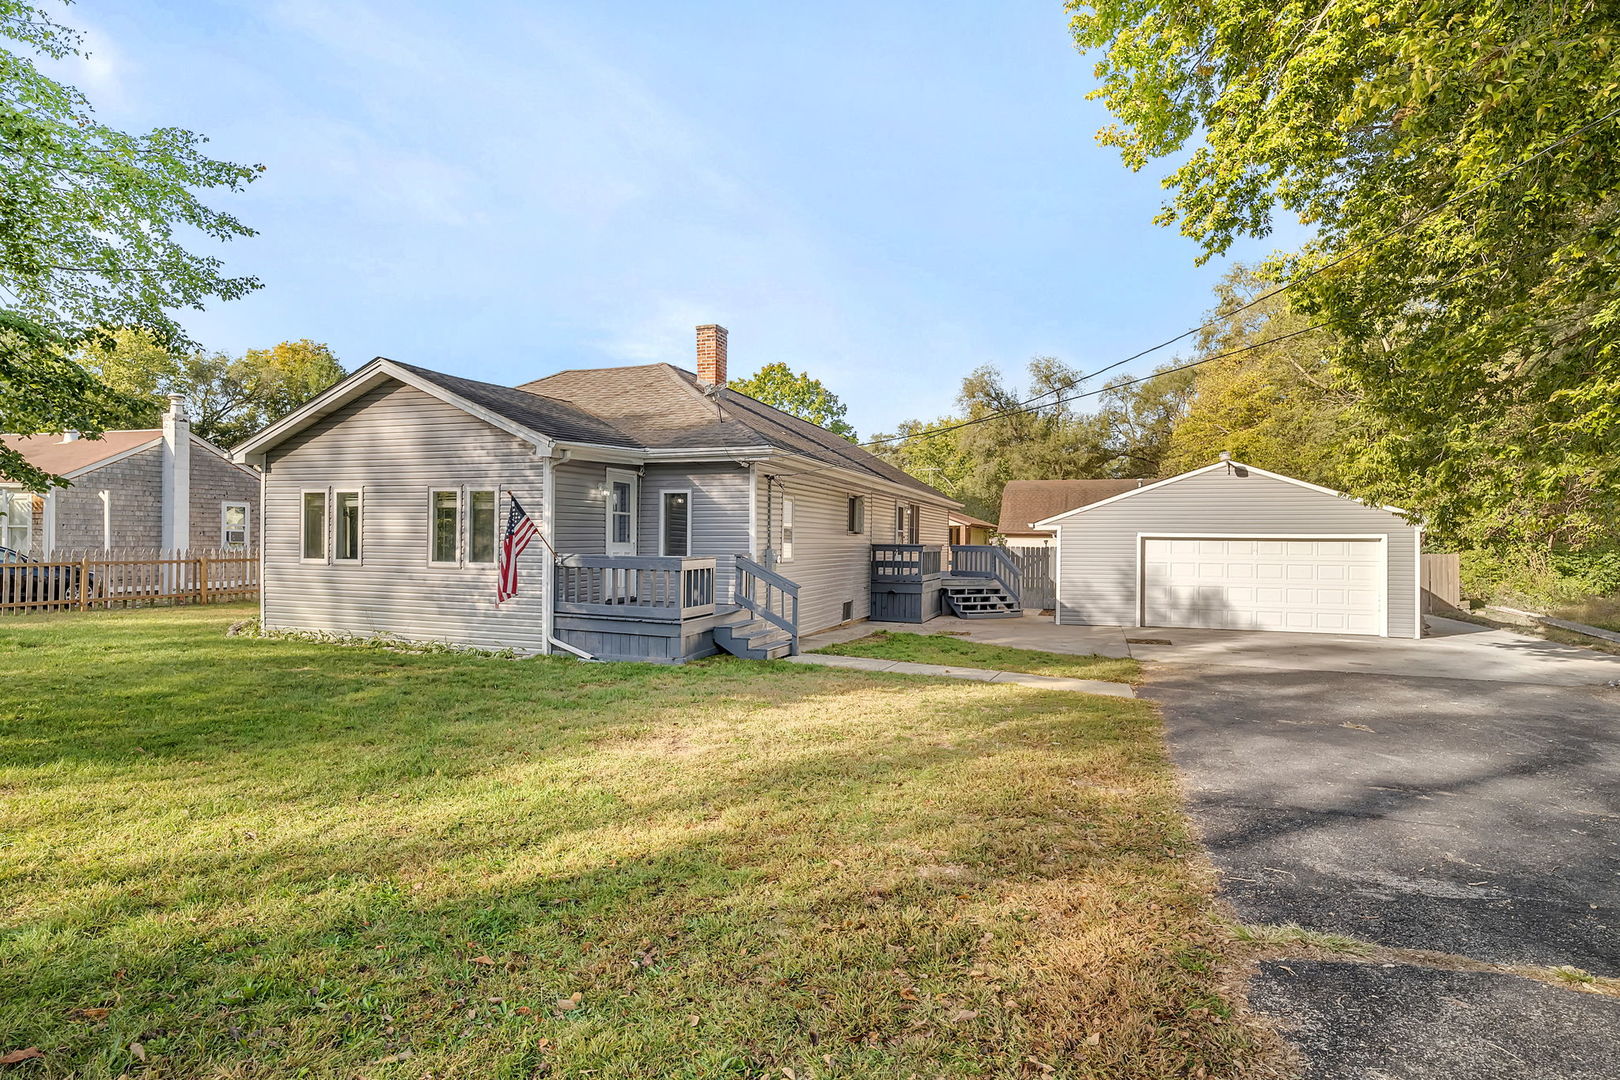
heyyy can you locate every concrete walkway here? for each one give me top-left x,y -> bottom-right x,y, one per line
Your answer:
781,651 -> 1136,698
802,612 -> 1620,687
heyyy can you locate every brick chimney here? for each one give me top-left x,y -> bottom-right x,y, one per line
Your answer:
696,324 -> 727,386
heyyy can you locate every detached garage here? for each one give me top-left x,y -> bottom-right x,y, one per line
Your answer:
1033,461 -> 1422,639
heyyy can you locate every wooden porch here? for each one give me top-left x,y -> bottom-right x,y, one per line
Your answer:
869,544 -> 1024,622
551,553 -> 802,663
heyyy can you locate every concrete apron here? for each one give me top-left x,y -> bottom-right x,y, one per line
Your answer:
803,613 -> 1620,688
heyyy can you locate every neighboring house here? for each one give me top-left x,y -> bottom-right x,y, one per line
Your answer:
947,510 -> 995,546
1034,460 -> 1421,639
1,396 -> 260,557
996,478 -> 1148,549
234,325 -> 959,661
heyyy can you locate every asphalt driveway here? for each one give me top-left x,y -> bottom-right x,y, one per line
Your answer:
1145,622 -> 1620,1079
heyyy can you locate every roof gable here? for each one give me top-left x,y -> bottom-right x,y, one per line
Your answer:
1031,461 -> 1411,527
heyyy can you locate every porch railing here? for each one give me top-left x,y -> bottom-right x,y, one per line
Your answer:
734,555 -> 800,654
949,544 -> 1022,608
870,543 -> 943,583
554,555 -> 717,620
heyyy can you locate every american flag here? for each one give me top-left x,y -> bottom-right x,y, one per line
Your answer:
497,494 -> 538,603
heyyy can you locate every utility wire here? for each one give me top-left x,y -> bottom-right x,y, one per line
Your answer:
848,101 -> 1620,453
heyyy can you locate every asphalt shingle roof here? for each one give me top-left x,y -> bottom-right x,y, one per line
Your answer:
997,478 -> 1150,534
400,361 -> 946,499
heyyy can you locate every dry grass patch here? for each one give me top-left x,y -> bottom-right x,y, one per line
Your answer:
0,605 -> 1275,1078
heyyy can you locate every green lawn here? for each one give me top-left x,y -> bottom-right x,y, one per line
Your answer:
0,605 -> 1272,1079
815,631 -> 1142,685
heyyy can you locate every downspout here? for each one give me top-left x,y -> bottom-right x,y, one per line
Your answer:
541,448 -> 597,660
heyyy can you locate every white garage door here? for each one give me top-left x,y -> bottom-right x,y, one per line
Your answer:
1142,537 -> 1384,635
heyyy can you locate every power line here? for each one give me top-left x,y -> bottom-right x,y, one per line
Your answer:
851,101 -> 1620,453
766,321 -> 1327,488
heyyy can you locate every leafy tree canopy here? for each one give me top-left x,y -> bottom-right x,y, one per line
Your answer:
0,1 -> 260,490
1161,267 -> 1355,487
729,363 -> 857,440
80,333 -> 345,447
1071,0 -> 1620,548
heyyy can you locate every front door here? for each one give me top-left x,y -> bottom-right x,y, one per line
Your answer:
605,469 -> 638,556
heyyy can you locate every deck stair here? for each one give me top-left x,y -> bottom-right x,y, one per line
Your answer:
713,615 -> 795,659
714,555 -> 800,659
940,575 -> 1021,619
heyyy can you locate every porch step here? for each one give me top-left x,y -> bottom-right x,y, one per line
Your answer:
713,616 -> 795,660
941,578 -> 1021,620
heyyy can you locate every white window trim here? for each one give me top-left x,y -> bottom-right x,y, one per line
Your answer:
781,496 -> 795,563
847,494 -> 865,535
427,488 -> 462,567
465,488 -> 499,567
222,500 -> 251,552
659,488 -> 693,557
299,488 -> 330,564
333,490 -> 363,564
605,468 -> 638,554
0,487 -> 33,555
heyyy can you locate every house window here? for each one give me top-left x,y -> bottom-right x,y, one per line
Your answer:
430,490 -> 460,565
906,504 -> 921,543
301,491 -> 327,561
334,492 -> 361,561
468,490 -> 497,565
662,491 -> 691,557
222,501 -> 250,551
781,497 -> 795,562
1,490 -> 33,553
606,471 -> 636,551
847,495 -> 865,534
895,504 -> 909,544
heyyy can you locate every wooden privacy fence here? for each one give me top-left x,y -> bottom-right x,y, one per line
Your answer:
0,551 -> 258,614
1007,547 -> 1056,611
1421,552 -> 1463,613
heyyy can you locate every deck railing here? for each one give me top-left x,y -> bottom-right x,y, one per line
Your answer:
553,554 -> 717,620
0,551 -> 259,614
734,555 -> 800,654
870,543 -> 944,583
948,544 -> 1022,608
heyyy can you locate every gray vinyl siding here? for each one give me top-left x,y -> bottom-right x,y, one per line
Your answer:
261,380 -> 550,652
757,469 -> 951,634
639,462 -> 752,600
1053,468 -> 1421,638
552,459 -> 609,554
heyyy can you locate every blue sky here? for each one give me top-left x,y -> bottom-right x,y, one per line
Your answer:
55,0 -> 1293,437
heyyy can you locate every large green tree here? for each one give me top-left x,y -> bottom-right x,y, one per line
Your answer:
0,2 -> 260,490
81,333 -> 345,446
729,363 -> 857,440
1161,267 -> 1356,485
1071,0 -> 1620,548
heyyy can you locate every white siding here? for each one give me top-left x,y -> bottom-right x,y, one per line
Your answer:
262,381 -> 550,652
1054,468 -> 1421,638
757,468 -> 950,634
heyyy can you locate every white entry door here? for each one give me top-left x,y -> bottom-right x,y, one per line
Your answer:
1142,537 -> 1384,635
605,469 -> 638,556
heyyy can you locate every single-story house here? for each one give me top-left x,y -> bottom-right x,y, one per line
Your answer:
1033,460 -> 1421,638
947,510 -> 995,546
996,478 -> 1147,549
233,325 -> 960,661
1,396 -> 260,557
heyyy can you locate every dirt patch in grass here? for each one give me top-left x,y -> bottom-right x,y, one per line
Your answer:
0,605 -> 1274,1078
815,631 -> 1142,685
